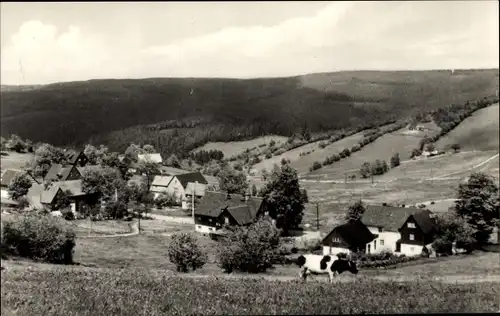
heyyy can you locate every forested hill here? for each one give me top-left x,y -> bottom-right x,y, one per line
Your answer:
1,69 -> 498,154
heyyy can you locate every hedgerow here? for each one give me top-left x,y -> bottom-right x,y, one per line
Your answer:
2,268 -> 499,315
1,214 -> 75,264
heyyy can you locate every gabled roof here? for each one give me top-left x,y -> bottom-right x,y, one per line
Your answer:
1,169 -> 24,187
138,153 -> 163,164
159,166 -> 190,176
226,205 -> 259,225
65,150 -> 85,165
322,220 -> 376,248
404,209 -> 438,235
151,175 -> 173,187
362,205 -> 420,232
40,180 -> 86,204
175,172 -> 207,189
186,182 -> 206,196
195,191 -> 263,221
44,164 -> 74,181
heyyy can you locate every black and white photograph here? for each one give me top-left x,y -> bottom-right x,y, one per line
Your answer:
1,1 -> 499,314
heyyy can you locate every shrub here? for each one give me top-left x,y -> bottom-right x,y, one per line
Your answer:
154,193 -> 177,209
310,161 -> 322,172
167,233 -> 208,272
61,209 -> 75,221
2,214 -> 75,264
103,201 -> 129,219
265,153 -> 272,159
318,142 -> 328,149
216,217 -> 284,273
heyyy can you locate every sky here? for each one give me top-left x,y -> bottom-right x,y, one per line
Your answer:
1,1 -> 498,85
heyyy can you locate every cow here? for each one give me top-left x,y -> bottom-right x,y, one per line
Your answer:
296,254 -> 358,283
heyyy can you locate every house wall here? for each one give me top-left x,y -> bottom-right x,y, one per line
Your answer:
322,246 -> 351,256
150,186 -> 169,198
67,167 -> 82,181
195,224 -> 218,234
1,189 -> 9,199
165,177 -> 186,202
366,226 -> 401,254
399,218 -> 428,246
400,243 -> 433,257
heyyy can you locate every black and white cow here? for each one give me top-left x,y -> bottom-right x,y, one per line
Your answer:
296,254 -> 358,283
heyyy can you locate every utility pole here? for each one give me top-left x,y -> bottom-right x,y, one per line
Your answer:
316,203 -> 320,231
192,181 -> 197,225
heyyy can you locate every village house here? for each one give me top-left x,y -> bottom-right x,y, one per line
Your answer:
1,169 -> 25,199
150,175 -> 173,198
193,191 -> 267,234
64,150 -> 89,167
398,209 -> 438,256
203,175 -> 220,191
138,153 -> 163,164
40,179 -> 98,213
44,164 -> 81,181
182,182 -> 206,210
161,172 -> 208,203
321,220 -> 377,256
358,205 -> 422,255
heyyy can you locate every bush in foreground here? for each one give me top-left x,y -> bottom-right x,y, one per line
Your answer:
167,233 -> 208,272
1,214 -> 75,264
216,217 -> 284,273
2,268 -> 499,315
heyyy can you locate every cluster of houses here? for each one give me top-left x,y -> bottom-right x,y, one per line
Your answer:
0,150 -> 219,214
321,205 -> 439,257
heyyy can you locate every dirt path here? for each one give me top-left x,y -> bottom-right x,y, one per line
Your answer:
425,153 -> 499,181
78,221 -> 139,238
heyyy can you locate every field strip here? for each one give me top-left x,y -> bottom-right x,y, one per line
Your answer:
427,153 -> 499,180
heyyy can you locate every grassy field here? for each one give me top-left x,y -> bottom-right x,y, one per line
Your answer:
0,151 -> 33,171
435,103 -> 499,152
304,126 -> 441,180
376,150 -> 499,181
194,135 -> 288,158
2,257 -> 500,315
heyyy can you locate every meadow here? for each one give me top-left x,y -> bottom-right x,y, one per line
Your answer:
195,135 -> 288,159
2,262 -> 500,315
435,103 -> 499,152
304,126 -> 441,180
0,152 -> 33,171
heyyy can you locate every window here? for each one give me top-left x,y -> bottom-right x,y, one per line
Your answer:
332,237 -> 340,243
197,225 -> 202,229
209,218 -> 212,222
410,247 -> 415,252
380,240 -> 384,246
407,222 -> 416,228
374,240 -> 377,250
409,234 -> 415,241
225,217 -> 230,224
378,227 -> 383,232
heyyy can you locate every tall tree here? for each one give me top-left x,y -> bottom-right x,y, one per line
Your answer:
345,200 -> 366,223
218,166 -> 248,194
7,174 -> 33,201
165,154 -> 181,168
360,162 -> 372,178
84,144 -> 108,165
454,172 -> 499,246
81,167 -> 125,204
390,153 -> 400,168
135,159 -> 161,191
259,164 -> 308,234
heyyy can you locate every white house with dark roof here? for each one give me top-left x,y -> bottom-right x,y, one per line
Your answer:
360,205 -> 422,255
193,191 -> 267,234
